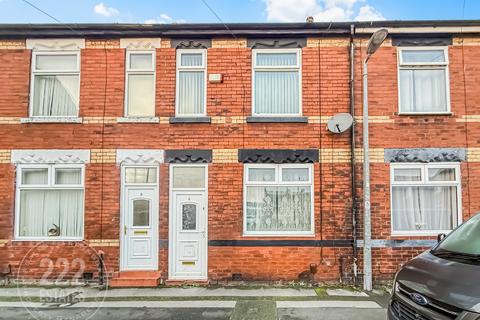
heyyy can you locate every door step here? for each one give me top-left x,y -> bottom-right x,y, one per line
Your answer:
109,271 -> 162,288
164,279 -> 209,286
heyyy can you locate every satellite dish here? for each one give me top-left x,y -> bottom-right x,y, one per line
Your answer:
326,113 -> 354,134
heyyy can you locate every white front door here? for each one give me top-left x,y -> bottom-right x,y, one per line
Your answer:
121,188 -> 158,270
169,164 -> 208,280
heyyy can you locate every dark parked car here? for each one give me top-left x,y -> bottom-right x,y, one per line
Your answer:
388,213 -> 480,320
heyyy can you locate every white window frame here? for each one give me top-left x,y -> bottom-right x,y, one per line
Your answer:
390,162 -> 462,236
29,51 -> 81,119
251,48 -> 302,117
243,163 -> 314,236
175,49 -> 207,117
124,50 -> 156,118
397,46 -> 451,115
14,163 -> 85,241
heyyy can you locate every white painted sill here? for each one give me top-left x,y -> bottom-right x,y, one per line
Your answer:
397,112 -> 453,116
242,232 -> 315,237
12,238 -> 84,242
391,231 -> 452,237
117,117 -> 159,123
21,117 -> 83,124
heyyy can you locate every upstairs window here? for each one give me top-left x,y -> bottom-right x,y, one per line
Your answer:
125,51 -> 156,117
253,49 -> 301,116
176,49 -> 207,116
244,164 -> 313,236
30,52 -> 80,117
390,163 -> 461,235
398,47 -> 450,114
15,165 -> 84,240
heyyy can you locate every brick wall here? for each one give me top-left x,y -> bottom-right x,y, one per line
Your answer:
0,35 -> 479,284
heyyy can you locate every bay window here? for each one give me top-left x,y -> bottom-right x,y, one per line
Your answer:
15,164 -> 84,240
390,163 -> 461,235
398,47 -> 450,114
252,49 -> 301,116
125,51 -> 156,117
176,49 -> 207,116
244,164 -> 313,236
30,52 -> 80,117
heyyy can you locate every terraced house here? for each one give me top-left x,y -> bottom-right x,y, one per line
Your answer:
0,20 -> 479,287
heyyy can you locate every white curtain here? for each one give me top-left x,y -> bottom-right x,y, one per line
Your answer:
256,53 -> 297,66
32,75 -> 79,116
392,186 -> 457,231
181,54 -> 203,67
178,71 -> 204,115
246,186 -> 311,232
254,71 -> 299,114
127,74 -> 155,116
399,69 -> 447,113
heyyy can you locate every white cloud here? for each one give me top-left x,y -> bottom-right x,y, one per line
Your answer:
355,5 -> 385,21
94,3 -> 119,17
144,13 -> 185,24
263,0 -> 384,22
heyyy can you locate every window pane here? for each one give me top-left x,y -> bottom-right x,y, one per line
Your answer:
392,186 -> 458,232
36,54 -> 77,70
246,186 -> 311,232
55,168 -> 81,184
254,71 -> 299,114
399,69 -> 447,113
133,199 -> 149,226
22,168 -> 48,184
282,168 -> 309,182
129,53 -> 153,70
429,168 -> 456,181
127,74 -> 155,116
182,204 -> 197,230
256,53 -> 297,66
180,53 -> 203,67
248,168 -> 275,182
173,166 -> 205,188
401,50 -> 446,64
177,71 -> 204,115
393,168 -> 422,182
32,75 -> 79,116
19,190 -> 83,237
125,168 -> 157,184
437,214 -> 480,255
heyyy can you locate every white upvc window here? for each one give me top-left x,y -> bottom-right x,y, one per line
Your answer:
390,163 -> 461,236
243,164 -> 314,236
252,49 -> 302,116
398,47 -> 450,114
125,51 -> 156,117
15,164 -> 84,240
175,49 -> 207,117
30,51 -> 81,117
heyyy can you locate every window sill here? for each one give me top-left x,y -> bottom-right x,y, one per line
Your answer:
117,117 -> 159,123
246,116 -> 308,123
242,233 -> 315,237
397,112 -> 453,116
12,238 -> 83,242
391,231 -> 453,237
20,117 -> 83,124
169,116 -> 211,124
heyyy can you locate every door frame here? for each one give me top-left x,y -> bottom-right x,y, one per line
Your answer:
120,165 -> 159,271
168,163 -> 208,280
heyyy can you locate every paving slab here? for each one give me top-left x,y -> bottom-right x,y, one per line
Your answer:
277,301 -> 381,309
326,288 -> 368,297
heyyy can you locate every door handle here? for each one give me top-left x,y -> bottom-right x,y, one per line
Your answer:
124,225 -> 127,235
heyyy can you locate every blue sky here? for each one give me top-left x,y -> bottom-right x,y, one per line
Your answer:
0,0 -> 478,24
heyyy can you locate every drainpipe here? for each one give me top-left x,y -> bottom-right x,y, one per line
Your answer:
349,24 -> 358,286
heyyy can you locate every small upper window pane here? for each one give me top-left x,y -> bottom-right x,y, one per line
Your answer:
248,168 -> 275,182
394,168 -> 422,182
129,53 -> 153,70
401,50 -> 446,64
256,53 -> 297,67
180,53 -> 203,67
282,168 -> 309,182
125,168 -> 157,184
22,168 -> 48,185
36,54 -> 77,71
173,166 -> 205,188
428,168 -> 456,181
55,168 -> 81,185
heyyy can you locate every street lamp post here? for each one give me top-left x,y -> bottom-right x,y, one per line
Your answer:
362,28 -> 388,292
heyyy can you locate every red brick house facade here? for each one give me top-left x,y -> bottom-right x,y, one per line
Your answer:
0,21 -> 479,286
